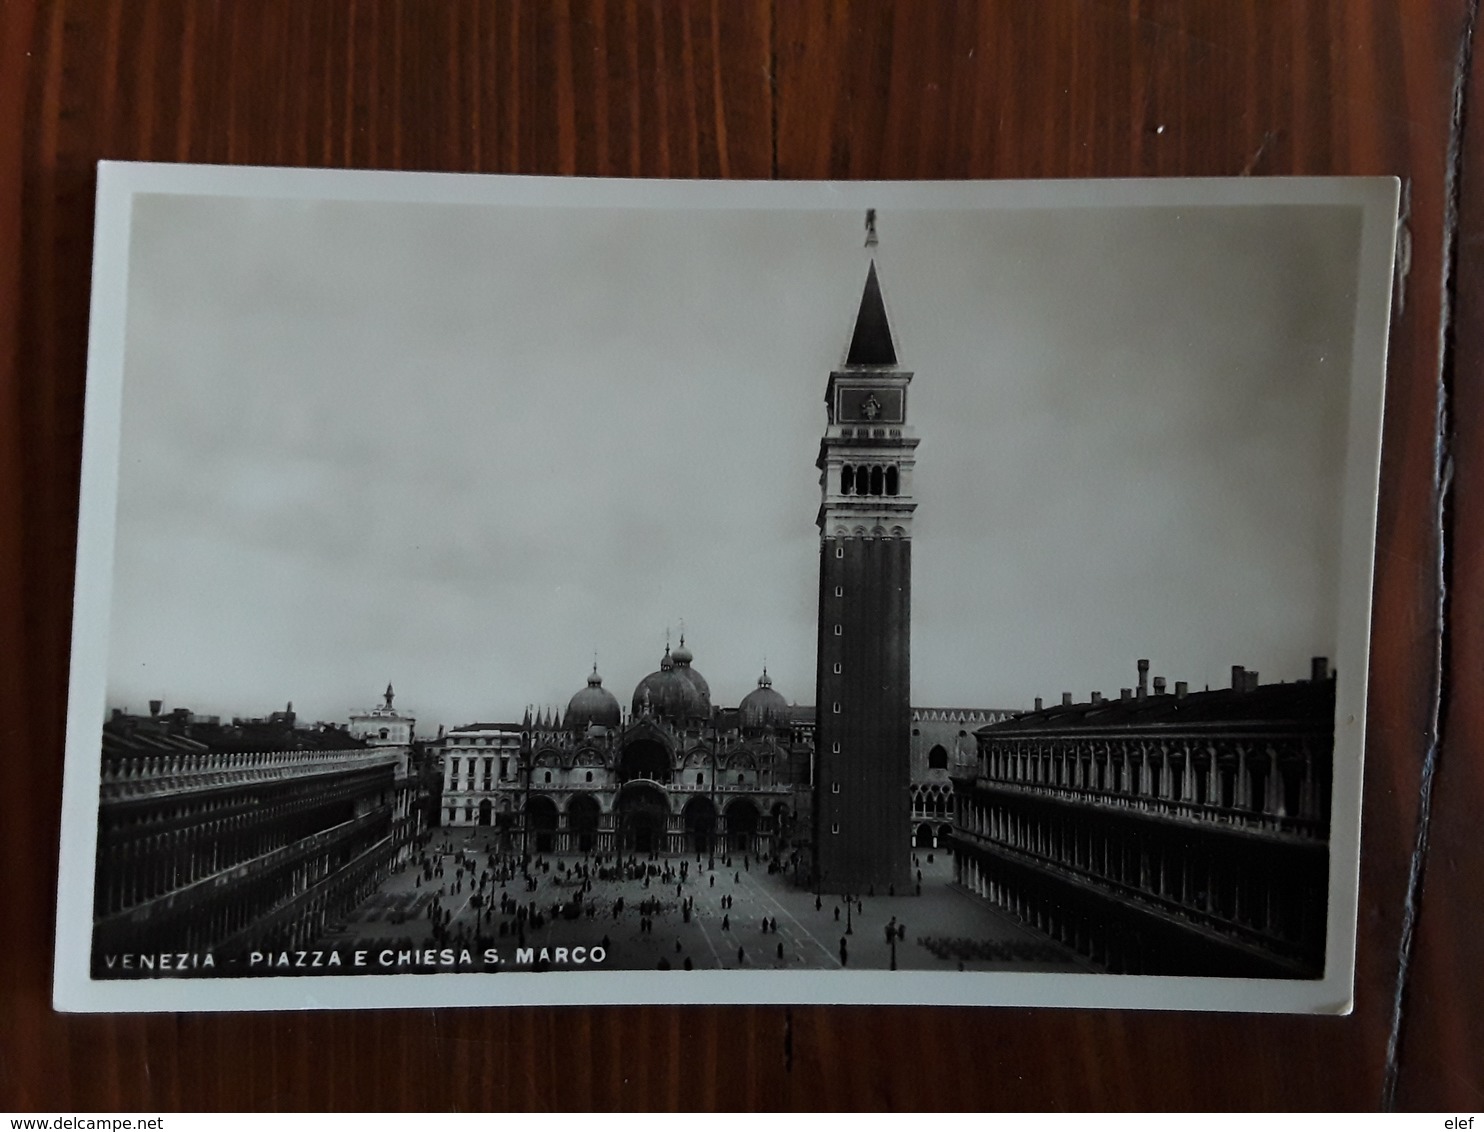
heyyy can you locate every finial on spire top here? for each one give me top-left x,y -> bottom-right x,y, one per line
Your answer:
865,208 -> 878,248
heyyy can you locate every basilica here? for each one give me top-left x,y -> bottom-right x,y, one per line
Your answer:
437,640 -> 815,870
435,644 -> 1020,881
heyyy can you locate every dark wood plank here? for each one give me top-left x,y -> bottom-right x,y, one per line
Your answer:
0,0 -> 1469,1111
1391,0 -> 1484,1108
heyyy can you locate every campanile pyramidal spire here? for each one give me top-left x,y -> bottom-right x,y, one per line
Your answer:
812,212 -> 917,894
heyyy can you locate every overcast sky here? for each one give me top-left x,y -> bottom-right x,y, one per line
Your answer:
106,193 -> 1363,731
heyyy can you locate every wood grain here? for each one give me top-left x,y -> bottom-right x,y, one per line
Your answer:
1392,0 -> 1484,1109
0,0 -> 1476,1110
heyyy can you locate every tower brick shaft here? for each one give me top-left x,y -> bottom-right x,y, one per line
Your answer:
813,257 -> 916,894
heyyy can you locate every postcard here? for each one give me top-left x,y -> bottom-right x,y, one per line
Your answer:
53,165 -> 1398,1012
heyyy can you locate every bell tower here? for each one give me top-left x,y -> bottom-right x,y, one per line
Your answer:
813,224 -> 917,894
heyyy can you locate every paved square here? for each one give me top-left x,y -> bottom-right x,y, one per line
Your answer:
319,830 -> 1086,974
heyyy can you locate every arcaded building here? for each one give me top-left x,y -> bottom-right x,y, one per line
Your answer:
92,702 -> 409,967
950,660 -> 1336,977
909,707 -> 1019,850
347,683 -> 427,867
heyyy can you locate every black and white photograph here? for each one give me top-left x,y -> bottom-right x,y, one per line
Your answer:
53,166 -> 1397,1014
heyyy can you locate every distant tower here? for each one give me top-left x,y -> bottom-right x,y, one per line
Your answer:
813,221 -> 917,893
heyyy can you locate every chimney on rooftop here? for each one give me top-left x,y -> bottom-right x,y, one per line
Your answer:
1244,670 -> 1260,692
1120,688 -> 1133,702
1091,691 -> 1103,704
1034,697 -> 1043,711
1153,676 -> 1167,695
149,699 -> 162,717
1312,656 -> 1330,682
1061,692 -> 1072,707
1175,681 -> 1189,699
1137,658 -> 1149,700
1231,665 -> 1246,690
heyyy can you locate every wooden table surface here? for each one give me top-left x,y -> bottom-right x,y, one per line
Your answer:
2,0 -> 1481,1111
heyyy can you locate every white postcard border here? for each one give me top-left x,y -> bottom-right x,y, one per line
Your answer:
54,163 -> 1398,1014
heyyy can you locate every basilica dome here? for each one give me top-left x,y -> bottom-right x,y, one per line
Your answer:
566,665 -> 622,730
670,637 -> 712,714
632,646 -> 706,721
739,668 -> 790,729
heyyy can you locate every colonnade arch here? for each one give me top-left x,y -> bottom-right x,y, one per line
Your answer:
525,796 -> 560,853
683,796 -> 717,854
724,799 -> 759,852
567,793 -> 601,853
616,783 -> 671,855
